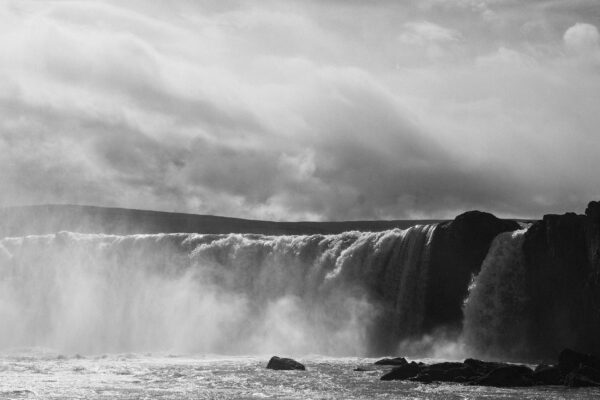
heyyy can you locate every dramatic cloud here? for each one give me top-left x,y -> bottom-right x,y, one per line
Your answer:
1,0 -> 599,220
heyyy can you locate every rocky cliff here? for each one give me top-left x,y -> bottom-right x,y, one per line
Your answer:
522,201 -> 600,358
424,211 -> 520,332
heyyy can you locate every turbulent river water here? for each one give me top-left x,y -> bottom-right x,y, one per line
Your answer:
1,352 -> 599,399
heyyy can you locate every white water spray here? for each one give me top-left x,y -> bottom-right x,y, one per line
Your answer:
462,229 -> 530,359
0,226 -> 435,356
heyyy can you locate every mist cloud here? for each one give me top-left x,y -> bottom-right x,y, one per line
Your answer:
1,0 -> 599,220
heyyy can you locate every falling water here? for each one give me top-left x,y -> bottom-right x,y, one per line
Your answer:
0,225 -> 436,356
462,229 -> 531,359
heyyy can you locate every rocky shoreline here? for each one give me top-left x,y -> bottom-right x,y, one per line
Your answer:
267,348 -> 600,388
378,348 -> 600,387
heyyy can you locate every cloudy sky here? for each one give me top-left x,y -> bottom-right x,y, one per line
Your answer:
1,0 -> 599,220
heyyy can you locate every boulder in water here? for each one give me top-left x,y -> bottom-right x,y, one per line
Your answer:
380,362 -> 420,381
463,358 -> 508,375
558,348 -> 600,374
533,364 -> 563,385
564,365 -> 600,387
411,362 -> 471,383
354,366 -> 376,372
472,365 -> 534,387
374,357 -> 408,366
266,356 -> 305,371
379,351 -> 600,388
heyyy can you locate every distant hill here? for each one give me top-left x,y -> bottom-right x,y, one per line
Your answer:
0,204 -> 444,237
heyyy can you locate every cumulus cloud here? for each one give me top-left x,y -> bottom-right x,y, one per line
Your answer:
1,0 -> 600,220
564,22 -> 600,55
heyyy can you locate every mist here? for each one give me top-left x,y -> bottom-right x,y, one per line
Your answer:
0,228 -> 435,356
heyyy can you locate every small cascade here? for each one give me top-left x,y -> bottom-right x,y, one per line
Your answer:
0,225 -> 436,355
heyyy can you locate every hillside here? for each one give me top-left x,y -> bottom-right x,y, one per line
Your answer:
0,204 -> 443,237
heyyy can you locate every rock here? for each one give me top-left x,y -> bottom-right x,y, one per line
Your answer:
354,365 -> 380,372
408,362 -> 475,384
472,365 -> 534,387
424,211 -> 520,331
533,364 -> 563,385
559,348 -> 587,373
380,362 -> 421,381
463,358 -> 508,375
565,366 -> 600,387
523,209 -> 600,357
413,365 -> 477,384
379,352 -> 600,387
266,356 -> 305,371
586,201 -> 600,222
558,349 -> 600,374
374,357 -> 408,366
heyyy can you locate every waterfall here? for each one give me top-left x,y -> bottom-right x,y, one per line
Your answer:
462,229 -> 531,360
0,225 -> 436,356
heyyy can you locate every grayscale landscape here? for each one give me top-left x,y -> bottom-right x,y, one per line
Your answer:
1,1 -> 600,399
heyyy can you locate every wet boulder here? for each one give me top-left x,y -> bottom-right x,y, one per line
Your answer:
354,365 -> 380,372
412,362 -> 475,384
380,362 -> 420,381
558,348 -> 600,374
472,365 -> 534,387
533,364 -> 563,385
565,366 -> 600,387
463,358 -> 508,375
374,357 -> 408,366
266,356 -> 305,371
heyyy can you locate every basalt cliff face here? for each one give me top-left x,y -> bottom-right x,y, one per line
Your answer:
522,201 -> 600,358
424,211 -> 520,332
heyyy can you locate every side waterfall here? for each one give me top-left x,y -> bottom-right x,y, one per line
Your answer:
462,229 -> 531,359
0,226 -> 435,355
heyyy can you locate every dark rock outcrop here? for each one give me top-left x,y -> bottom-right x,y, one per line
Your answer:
565,366 -> 600,387
380,362 -> 420,381
424,211 -> 520,331
266,356 -> 305,371
522,202 -> 600,357
558,348 -> 600,373
374,357 -> 408,366
354,366 -> 378,372
555,348 -> 600,387
412,362 -> 476,383
533,364 -> 563,385
379,349 -> 600,388
472,365 -> 534,387
463,358 -> 508,375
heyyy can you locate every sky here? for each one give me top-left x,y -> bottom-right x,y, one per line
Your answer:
1,0 -> 600,221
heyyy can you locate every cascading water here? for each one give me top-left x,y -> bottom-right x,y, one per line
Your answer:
462,228 -> 531,360
0,225 -> 436,356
